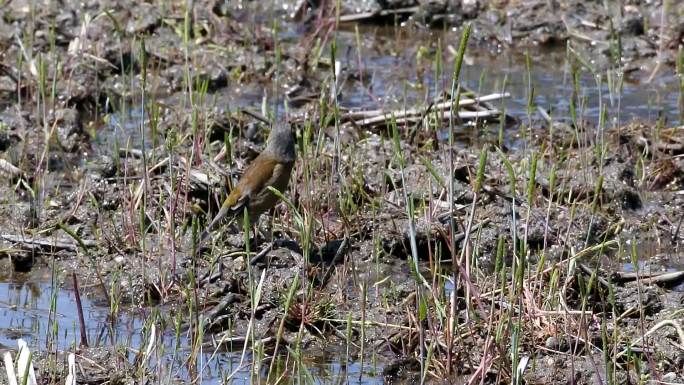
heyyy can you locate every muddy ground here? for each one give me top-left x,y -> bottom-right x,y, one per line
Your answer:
0,0 -> 683,384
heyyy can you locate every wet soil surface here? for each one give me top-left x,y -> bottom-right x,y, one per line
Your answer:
1,1 -> 683,384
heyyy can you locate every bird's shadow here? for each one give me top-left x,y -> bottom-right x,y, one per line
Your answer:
271,236 -> 348,265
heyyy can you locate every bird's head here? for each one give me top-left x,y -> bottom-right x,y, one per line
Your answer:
265,123 -> 296,163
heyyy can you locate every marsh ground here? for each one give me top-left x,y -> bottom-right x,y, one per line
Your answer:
1,1 -> 683,384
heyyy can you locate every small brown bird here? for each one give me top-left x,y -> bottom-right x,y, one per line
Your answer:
199,123 -> 296,243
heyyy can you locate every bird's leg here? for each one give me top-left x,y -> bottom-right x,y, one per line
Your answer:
251,223 -> 259,248
253,224 -> 270,245
216,239 -> 224,277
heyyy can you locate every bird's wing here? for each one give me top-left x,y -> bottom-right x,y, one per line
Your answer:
199,157 -> 284,243
218,155 -> 277,211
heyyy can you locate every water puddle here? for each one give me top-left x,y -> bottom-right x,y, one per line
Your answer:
601,237 -> 684,291
0,262 -> 384,384
96,26 -> 682,156
334,26 -> 681,125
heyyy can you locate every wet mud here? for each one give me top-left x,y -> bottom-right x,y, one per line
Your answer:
0,1 -> 683,384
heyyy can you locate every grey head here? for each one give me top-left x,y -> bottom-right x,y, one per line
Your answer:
264,123 -> 296,163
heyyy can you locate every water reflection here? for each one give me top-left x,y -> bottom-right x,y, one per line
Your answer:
0,265 -> 385,384
96,25 -> 683,157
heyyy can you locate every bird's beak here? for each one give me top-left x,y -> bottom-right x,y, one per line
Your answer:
199,204 -> 231,244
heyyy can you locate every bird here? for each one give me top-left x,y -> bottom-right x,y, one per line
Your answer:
199,123 -> 296,245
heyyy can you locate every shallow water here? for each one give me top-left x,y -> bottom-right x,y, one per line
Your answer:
101,25 -> 682,158
334,26 -> 681,123
601,237 -> 684,291
0,264 -> 385,384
